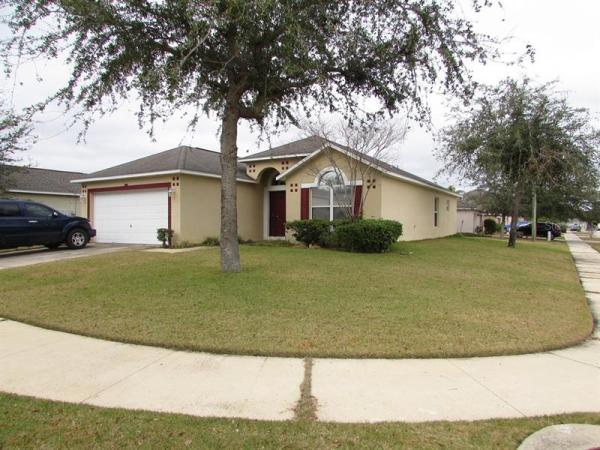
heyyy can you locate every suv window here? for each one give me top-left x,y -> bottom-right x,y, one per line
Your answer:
0,202 -> 20,217
23,203 -> 55,218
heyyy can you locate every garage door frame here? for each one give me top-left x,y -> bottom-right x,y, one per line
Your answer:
87,182 -> 172,240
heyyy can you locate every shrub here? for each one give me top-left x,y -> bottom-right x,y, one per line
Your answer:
483,219 -> 498,235
318,229 -> 339,248
201,236 -> 220,246
156,228 -> 174,248
174,240 -> 201,249
247,240 -> 295,247
336,219 -> 403,253
285,220 -> 331,247
559,223 -> 567,233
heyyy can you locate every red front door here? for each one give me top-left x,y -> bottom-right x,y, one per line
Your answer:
269,191 -> 286,237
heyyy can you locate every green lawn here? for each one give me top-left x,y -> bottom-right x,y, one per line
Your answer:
0,236 -> 592,358
2,393 -> 600,449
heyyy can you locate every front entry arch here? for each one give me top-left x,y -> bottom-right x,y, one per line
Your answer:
260,169 -> 287,239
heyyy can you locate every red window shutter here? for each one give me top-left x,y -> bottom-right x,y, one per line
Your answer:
353,185 -> 363,218
300,188 -> 310,220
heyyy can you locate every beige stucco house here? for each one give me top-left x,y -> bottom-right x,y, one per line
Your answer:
72,136 -> 459,245
1,166 -> 82,215
456,189 -> 502,234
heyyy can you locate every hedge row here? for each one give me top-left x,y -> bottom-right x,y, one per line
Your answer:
286,219 -> 403,253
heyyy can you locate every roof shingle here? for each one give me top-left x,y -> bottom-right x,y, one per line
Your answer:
240,136 -> 321,161
3,166 -> 83,194
73,146 -> 252,182
249,135 -> 455,194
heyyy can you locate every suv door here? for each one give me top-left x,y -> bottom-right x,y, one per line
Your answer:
0,201 -> 26,248
21,203 -> 63,245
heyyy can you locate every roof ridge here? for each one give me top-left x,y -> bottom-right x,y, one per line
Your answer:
178,146 -> 189,169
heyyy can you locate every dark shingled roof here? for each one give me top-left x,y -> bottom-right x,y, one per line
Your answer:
74,146 -> 252,182
3,166 -> 83,195
240,136 -> 320,160
248,135 -> 455,194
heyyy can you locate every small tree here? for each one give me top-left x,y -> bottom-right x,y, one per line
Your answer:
302,117 -> 407,219
156,228 -> 174,248
3,0 -> 500,271
0,99 -> 33,191
483,218 -> 497,235
437,78 -> 600,247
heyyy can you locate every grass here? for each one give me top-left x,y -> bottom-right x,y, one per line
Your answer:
0,236 -> 592,358
1,393 -> 600,449
575,231 -> 600,241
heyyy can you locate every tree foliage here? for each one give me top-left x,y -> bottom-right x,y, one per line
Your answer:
302,116 -> 407,219
0,99 -> 32,191
437,78 -> 600,247
2,0 -> 499,270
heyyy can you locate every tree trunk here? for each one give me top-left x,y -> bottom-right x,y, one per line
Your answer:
219,101 -> 241,273
499,213 -> 506,239
508,183 -> 522,248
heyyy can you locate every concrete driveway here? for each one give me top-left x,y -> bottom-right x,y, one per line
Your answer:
0,243 -> 137,270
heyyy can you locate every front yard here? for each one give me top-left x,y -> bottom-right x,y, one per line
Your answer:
2,393 -> 600,449
0,236 -> 592,358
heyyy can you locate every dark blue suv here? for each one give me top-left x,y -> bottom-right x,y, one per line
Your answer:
0,199 -> 96,250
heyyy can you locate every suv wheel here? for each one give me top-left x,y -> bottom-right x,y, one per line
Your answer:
66,229 -> 89,249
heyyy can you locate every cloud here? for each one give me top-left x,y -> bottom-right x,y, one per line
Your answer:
1,0 -> 598,190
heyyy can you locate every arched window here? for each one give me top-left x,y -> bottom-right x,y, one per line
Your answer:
318,169 -> 344,187
311,168 -> 353,220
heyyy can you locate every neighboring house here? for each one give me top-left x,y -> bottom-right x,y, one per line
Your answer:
1,166 -> 83,215
72,136 -> 459,245
457,208 -> 487,234
457,189 -> 501,233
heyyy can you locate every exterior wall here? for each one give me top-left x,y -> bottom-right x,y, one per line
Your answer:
178,174 -> 262,243
457,210 -> 482,234
80,174 -> 262,245
4,192 -> 80,215
380,175 -> 458,241
78,175 -> 180,243
283,151 -> 383,226
245,157 -> 304,181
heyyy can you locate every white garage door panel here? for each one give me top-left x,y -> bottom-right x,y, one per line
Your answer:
93,189 -> 168,244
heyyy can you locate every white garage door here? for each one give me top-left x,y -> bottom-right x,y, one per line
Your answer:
93,189 -> 168,244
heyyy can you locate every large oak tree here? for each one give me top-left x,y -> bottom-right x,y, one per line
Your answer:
437,78 -> 600,247
2,0 -> 499,271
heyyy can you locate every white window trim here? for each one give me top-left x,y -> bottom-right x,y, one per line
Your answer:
313,166 -> 349,185
307,167 -> 357,221
434,197 -> 440,227
309,187 -> 354,221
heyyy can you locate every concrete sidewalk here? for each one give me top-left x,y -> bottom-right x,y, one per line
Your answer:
0,233 -> 598,423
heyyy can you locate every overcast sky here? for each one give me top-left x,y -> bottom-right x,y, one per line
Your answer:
2,0 -> 599,189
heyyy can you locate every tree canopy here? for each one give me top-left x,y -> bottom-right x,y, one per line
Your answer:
0,99 -> 32,190
437,78 -> 600,246
2,0 -> 500,270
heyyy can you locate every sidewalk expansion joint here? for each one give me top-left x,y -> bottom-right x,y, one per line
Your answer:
79,350 -> 176,404
447,359 -> 526,418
